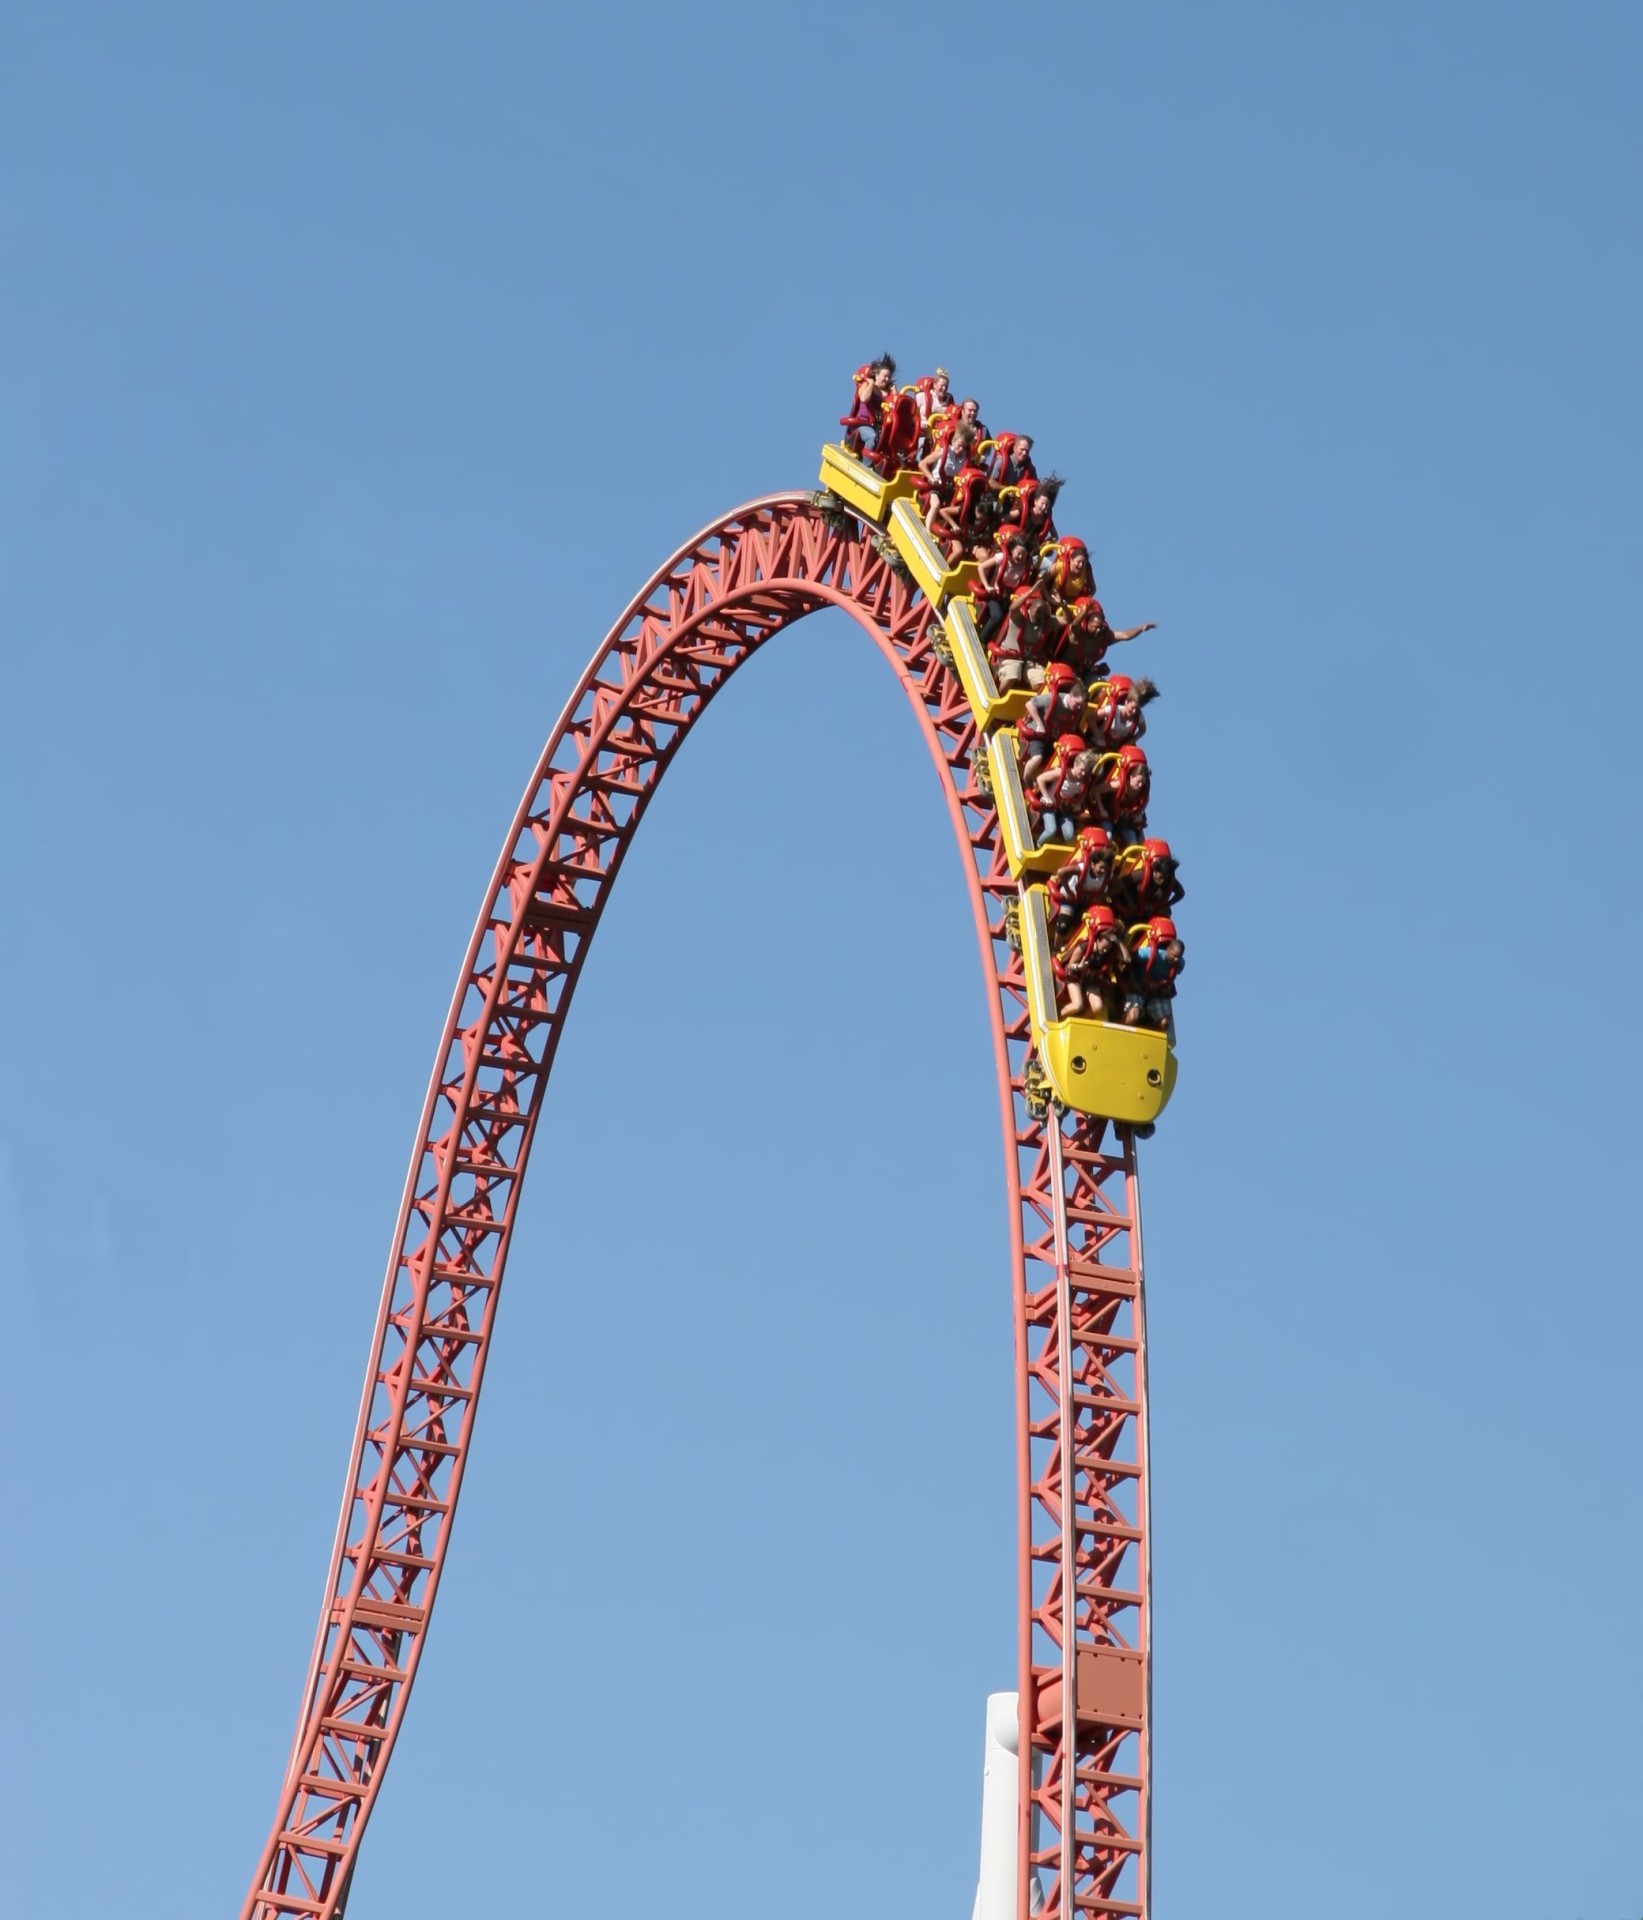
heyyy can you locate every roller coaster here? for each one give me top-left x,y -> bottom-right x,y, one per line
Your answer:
242,371 -> 1182,1920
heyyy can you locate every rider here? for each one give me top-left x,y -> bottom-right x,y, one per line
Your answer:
1084,674 -> 1157,750
840,354 -> 897,456
867,384 -> 924,476
987,432 -> 1036,487
1006,536 -> 1097,681
910,367 -> 953,428
973,529 -> 1037,680
1092,742 -> 1151,840
1030,733 -> 1100,846
1122,918 -> 1185,1029
1074,587 -> 1158,680
929,455 -> 996,559
1046,534 -> 1096,599
920,419 -> 980,505
951,394 -> 990,444
1110,838 -> 1185,921
1046,824 -> 1114,942
1018,661 -> 1088,784
1000,479 -> 1060,558
975,533 -> 1036,691
1053,904 -> 1131,1020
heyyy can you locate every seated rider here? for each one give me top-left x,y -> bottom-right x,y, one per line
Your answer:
1053,904 -> 1131,1020
1001,478 -> 1060,555
1110,838 -> 1185,921
867,386 -> 923,476
1018,661 -> 1088,784
950,394 -> 990,444
911,368 -> 952,427
1003,536 -> 1096,684
1121,918 -> 1184,1030
1047,824 -> 1114,943
1073,583 -> 1158,680
1048,534 -> 1095,600
1084,674 -> 1158,751
929,457 -> 995,559
1030,733 -> 1100,847
840,354 -> 897,455
987,432 -> 1036,487
921,422 -> 981,526
963,534 -> 999,584
1091,742 -> 1151,841
973,530 -> 1036,678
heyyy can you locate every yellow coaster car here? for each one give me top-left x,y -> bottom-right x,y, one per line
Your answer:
1018,887 -> 1177,1124
815,444 -> 982,611
886,498 -> 982,609
943,597 -> 1031,733
989,728 -> 1076,878
817,444 -> 920,524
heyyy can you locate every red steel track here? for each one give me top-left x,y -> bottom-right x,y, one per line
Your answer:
243,494 -> 1154,1920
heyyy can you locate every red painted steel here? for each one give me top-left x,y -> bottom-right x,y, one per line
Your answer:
241,493 -> 1154,1920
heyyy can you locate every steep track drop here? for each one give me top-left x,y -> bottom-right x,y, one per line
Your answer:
243,494 -> 1155,1920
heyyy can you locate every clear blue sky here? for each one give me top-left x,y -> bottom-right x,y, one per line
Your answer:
2,6 -> 1638,1916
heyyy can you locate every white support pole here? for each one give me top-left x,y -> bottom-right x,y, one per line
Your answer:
971,1691 -> 1041,1920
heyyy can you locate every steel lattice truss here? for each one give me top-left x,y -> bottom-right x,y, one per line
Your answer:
242,494 -> 1152,1920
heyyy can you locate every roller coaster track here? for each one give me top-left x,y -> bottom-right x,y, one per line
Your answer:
242,492 -> 1154,1920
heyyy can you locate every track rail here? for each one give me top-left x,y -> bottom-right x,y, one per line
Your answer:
242,493 -> 1153,1920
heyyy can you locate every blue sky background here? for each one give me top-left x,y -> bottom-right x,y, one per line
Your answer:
2,5 -> 1639,1916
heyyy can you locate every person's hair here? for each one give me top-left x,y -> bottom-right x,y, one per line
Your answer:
1134,677 -> 1159,705
1040,473 -> 1065,503
873,352 -> 897,377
